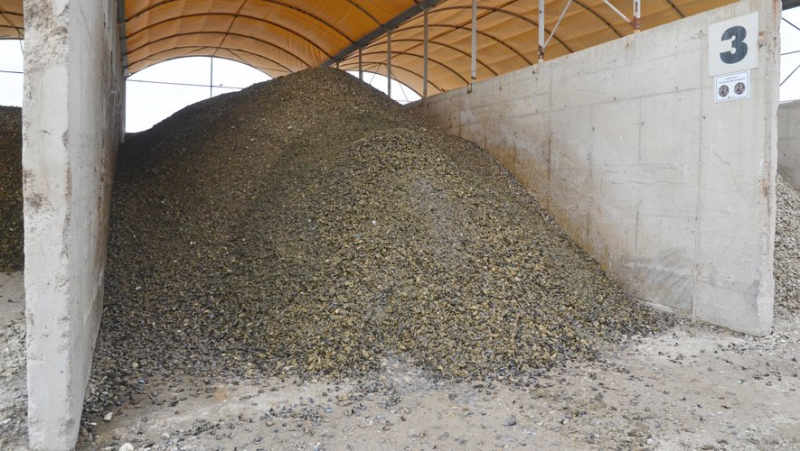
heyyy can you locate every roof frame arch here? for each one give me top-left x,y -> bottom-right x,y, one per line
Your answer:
362,37 -> 499,76
125,12 -> 334,61
0,8 -> 22,38
359,48 -> 472,85
126,30 -> 314,70
128,44 -> 293,75
661,0 -> 686,18
570,0 -> 624,38
423,4 -> 575,53
342,60 -> 446,94
393,22 -> 534,66
340,0 -> 383,26
126,0 -> 355,46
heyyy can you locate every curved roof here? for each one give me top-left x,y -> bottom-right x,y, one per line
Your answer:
1,0 -> 733,95
0,0 -> 21,39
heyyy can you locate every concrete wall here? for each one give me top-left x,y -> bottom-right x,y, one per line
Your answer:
413,0 -> 780,335
23,0 -> 124,447
778,101 -> 800,188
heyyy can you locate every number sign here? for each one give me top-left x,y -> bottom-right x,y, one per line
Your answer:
708,12 -> 759,77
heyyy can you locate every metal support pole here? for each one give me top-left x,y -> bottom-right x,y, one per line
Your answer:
358,47 -> 363,81
781,63 -> 800,86
387,30 -> 392,99
602,0 -> 631,25
633,0 -> 641,32
209,57 -> 214,98
423,8 -> 429,99
471,0 -> 477,85
538,0 -> 545,63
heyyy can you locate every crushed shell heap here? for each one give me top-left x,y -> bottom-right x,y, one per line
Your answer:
5,68 -> 739,415
0,106 -> 22,272
90,67 -> 672,402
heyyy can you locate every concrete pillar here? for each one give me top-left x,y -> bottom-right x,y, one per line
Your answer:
22,0 -> 124,448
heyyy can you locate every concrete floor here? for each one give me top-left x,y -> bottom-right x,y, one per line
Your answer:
0,271 -> 23,325
78,309 -> 800,450
0,271 -> 26,450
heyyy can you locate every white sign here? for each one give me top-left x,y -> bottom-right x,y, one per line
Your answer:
715,71 -> 750,102
708,12 -> 759,77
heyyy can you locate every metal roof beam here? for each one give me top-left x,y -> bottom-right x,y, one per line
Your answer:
364,37 -> 498,76
322,0 -> 443,67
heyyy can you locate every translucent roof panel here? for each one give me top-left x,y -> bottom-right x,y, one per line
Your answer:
1,0 -> 735,95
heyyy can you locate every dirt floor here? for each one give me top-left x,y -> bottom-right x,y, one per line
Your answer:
0,272 -> 26,450
78,315 -> 800,450
0,270 -> 797,450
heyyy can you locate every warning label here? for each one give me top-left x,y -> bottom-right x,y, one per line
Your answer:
715,71 -> 750,102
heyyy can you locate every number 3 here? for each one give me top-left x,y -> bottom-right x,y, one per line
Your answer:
719,26 -> 748,64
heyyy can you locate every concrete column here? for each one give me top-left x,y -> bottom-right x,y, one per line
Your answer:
23,0 -> 124,448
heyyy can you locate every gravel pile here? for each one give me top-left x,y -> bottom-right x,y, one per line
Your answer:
0,106 -> 23,272
774,175 -> 800,317
85,67 -> 672,415
3,70 -> 799,431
